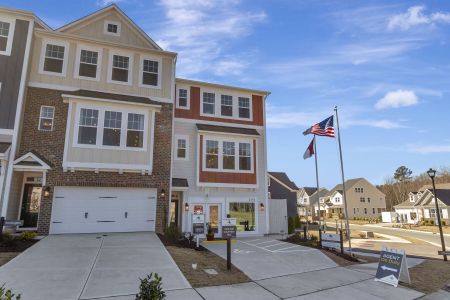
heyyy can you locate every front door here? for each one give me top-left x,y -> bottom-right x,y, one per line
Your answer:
20,184 -> 42,227
208,204 -> 221,237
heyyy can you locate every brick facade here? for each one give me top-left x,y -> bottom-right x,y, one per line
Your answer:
18,87 -> 173,234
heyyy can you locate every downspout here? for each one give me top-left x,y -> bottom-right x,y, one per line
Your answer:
263,92 -> 271,235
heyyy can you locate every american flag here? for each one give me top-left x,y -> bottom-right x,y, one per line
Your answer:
303,116 -> 335,138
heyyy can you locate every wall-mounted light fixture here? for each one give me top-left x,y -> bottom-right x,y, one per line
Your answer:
160,189 -> 166,198
43,186 -> 51,197
260,203 -> 265,211
184,203 -> 189,211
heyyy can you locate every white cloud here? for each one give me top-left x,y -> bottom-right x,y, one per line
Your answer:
388,5 -> 450,31
97,0 -> 126,6
351,119 -> 405,129
408,145 -> 450,154
375,89 -> 418,110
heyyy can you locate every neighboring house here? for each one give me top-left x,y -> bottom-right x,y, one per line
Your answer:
268,172 -> 299,218
310,188 -> 332,217
297,187 -> 317,217
171,79 -> 270,237
0,4 -> 270,236
0,7 -> 50,227
394,188 -> 450,224
327,178 -> 386,219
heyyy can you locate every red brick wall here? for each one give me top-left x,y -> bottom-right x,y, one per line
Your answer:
18,87 -> 173,235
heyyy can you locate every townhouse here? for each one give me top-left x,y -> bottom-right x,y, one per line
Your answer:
0,4 -> 270,236
268,172 -> 300,218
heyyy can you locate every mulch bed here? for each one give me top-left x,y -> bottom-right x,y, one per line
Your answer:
0,239 -> 37,252
401,259 -> 450,293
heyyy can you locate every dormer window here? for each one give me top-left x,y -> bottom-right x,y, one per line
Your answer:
104,20 -> 121,36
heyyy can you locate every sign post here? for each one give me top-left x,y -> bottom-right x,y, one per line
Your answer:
375,247 -> 410,287
192,214 -> 205,248
222,218 -> 236,270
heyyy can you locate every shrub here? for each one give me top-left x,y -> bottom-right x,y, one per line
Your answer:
164,223 -> 181,243
0,284 -> 21,300
294,216 -> 301,229
442,221 -> 446,226
430,220 -> 435,226
288,216 -> 295,234
19,231 -> 36,241
135,273 -> 165,300
1,231 -> 13,244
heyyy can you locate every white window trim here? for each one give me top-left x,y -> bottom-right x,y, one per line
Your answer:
176,85 -> 190,110
103,20 -> 121,36
38,105 -> 55,131
174,134 -> 189,161
107,49 -> 133,86
202,135 -> 254,174
139,55 -> 162,89
72,104 -> 148,152
200,88 -> 253,121
0,16 -> 15,56
38,38 -> 69,77
74,44 -> 102,82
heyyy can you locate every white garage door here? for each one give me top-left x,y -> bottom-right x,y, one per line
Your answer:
50,187 -> 157,234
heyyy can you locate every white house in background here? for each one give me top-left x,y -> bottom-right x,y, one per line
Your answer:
297,187 -> 317,216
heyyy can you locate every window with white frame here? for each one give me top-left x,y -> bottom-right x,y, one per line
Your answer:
79,49 -> 99,78
103,111 -> 122,146
202,92 -> 215,115
221,95 -> 233,117
38,106 -> 55,131
111,55 -> 130,82
429,208 -> 443,218
104,21 -> 121,36
239,142 -> 251,170
238,97 -> 250,118
372,208 -> 375,214
176,137 -> 187,159
178,88 -> 188,108
78,108 -> 99,145
205,140 -> 219,169
0,21 -> 10,52
367,197 -> 371,203
364,208 -> 367,214
142,59 -> 159,86
222,141 -> 235,169
126,113 -> 144,148
43,44 -> 65,73
360,197 -> 365,203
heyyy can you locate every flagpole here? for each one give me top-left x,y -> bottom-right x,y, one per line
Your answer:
313,136 -> 322,231
334,106 -> 352,255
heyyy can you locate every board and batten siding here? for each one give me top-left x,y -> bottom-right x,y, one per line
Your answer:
28,36 -> 173,99
0,19 -> 29,130
65,101 -> 154,166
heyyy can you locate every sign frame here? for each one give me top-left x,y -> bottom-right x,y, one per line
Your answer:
320,232 -> 341,251
374,247 -> 410,287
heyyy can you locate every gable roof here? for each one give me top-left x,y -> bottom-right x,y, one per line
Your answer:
268,172 -> 299,191
419,183 -> 450,192
13,151 -> 52,169
56,4 -> 162,50
0,142 -> 11,154
302,187 -> 317,196
310,188 -> 330,205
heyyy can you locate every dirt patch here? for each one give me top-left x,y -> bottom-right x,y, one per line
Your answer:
0,252 -> 20,267
0,239 -> 37,252
165,246 -> 251,288
401,259 -> 450,293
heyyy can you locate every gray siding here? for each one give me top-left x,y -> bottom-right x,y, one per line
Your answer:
0,19 -> 29,129
269,178 -> 297,217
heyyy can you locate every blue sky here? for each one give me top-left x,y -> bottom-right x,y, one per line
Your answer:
3,0 -> 450,188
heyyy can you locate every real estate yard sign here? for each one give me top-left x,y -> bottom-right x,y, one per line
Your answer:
222,218 -> 237,239
375,248 -> 410,287
192,214 -> 205,235
321,232 -> 341,251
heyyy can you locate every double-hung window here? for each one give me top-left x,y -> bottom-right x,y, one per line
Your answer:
39,106 -> 55,131
203,93 -> 215,115
79,49 -> 99,79
0,21 -> 10,52
178,88 -> 188,108
238,97 -> 250,118
205,140 -> 219,169
127,113 -> 144,148
44,44 -> 65,73
177,138 -> 187,159
142,59 -> 159,86
112,55 -> 129,82
239,142 -> 251,170
103,111 -> 122,146
222,141 -> 235,169
221,95 -> 233,117
78,108 -> 99,145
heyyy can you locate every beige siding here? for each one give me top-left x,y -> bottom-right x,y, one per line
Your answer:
28,35 -> 173,99
346,179 -> 386,218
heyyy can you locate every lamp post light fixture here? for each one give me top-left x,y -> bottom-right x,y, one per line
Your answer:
184,202 -> 189,211
160,189 -> 166,198
260,203 -> 265,211
427,168 -> 447,261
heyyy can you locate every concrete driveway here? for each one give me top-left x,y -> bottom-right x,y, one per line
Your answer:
0,232 -> 191,300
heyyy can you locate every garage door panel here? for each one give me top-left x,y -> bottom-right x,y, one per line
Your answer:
50,187 -> 157,234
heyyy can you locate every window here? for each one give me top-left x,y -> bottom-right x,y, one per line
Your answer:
103,111 -> 122,146
364,208 -> 367,214
0,21 -> 10,52
127,113 -> 144,148
108,23 -> 118,34
239,142 -> 251,170
38,106 -> 55,131
112,55 -> 129,82
238,97 -> 250,118
203,92 -> 215,115
372,208 -> 375,214
335,197 -> 341,203
377,208 -> 382,213
367,197 -> 371,203
177,138 -> 187,159
178,88 -> 188,108
229,202 -> 255,232
78,108 -> 99,145
222,141 -> 235,170
205,140 -> 219,169
429,209 -> 443,218
79,49 -> 98,78
353,208 -> 356,214
410,212 -> 417,220
355,187 -> 364,193
104,21 -> 121,36
43,44 -> 65,73
221,95 -> 233,117
142,59 -> 159,86
360,197 -> 365,203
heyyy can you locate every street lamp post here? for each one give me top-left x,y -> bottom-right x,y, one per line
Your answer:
427,168 -> 447,261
